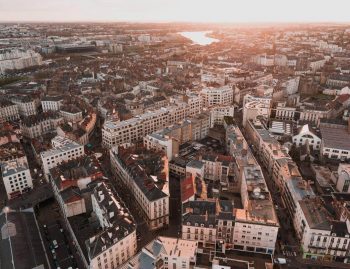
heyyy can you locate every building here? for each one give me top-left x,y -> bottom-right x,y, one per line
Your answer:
293,124 -> 321,150
144,112 -> 210,160
120,236 -> 198,269
41,95 -> 64,112
335,164 -> 350,193
40,136 -> 85,177
242,101 -> 270,127
0,48 -> 42,74
110,146 -> 169,230
234,165 -> 279,255
20,111 -> 63,139
0,141 -> 27,166
87,182 -> 137,269
201,86 -> 234,107
49,155 -> 103,217
103,95 -> 202,148
320,121 -> 350,161
209,106 -> 234,127
1,160 -> 33,199
60,105 -> 83,123
11,95 -> 37,116
295,198 -> 350,261
0,98 -> 19,123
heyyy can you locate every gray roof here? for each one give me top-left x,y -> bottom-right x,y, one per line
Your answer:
0,209 -> 49,269
320,126 -> 350,151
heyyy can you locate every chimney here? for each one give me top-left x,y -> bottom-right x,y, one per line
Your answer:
205,210 -> 208,222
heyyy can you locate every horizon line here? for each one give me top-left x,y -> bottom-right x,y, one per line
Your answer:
0,20 -> 349,25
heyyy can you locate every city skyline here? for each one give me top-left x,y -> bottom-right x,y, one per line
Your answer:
0,0 -> 350,23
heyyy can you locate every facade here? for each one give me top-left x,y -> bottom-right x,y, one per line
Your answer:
110,146 -> 169,230
0,49 -> 42,74
11,95 -> 37,116
295,198 -> 350,261
41,95 -> 64,112
60,105 -> 83,123
242,101 -> 270,127
103,96 -> 202,148
293,124 -> 321,150
0,99 -> 20,123
1,160 -> 33,199
201,85 -> 234,107
40,136 -> 85,176
336,164 -> 350,193
87,182 -> 137,269
209,106 -> 234,127
20,112 -> 64,138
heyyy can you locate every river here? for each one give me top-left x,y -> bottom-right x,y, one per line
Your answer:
179,31 -> 219,46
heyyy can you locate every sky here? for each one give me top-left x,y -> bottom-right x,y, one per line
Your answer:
0,0 -> 349,23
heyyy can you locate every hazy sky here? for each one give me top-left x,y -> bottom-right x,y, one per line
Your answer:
0,0 -> 349,23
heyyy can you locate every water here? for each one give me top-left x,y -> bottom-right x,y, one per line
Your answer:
179,31 -> 219,46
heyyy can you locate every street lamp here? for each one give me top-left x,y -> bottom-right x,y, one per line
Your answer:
3,206 -> 15,269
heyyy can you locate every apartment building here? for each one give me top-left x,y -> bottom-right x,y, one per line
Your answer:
40,136 -> 85,176
41,95 -> 64,112
242,101 -> 270,127
1,160 -> 33,199
110,146 -> 169,230
335,164 -> 350,193
49,155 -> 103,217
60,105 -> 83,123
20,111 -> 63,138
234,166 -> 279,255
144,112 -> 210,160
202,154 -> 234,184
209,105 -> 234,127
0,99 -> 19,123
295,197 -> 350,261
103,96 -> 202,148
201,85 -> 234,107
245,119 -> 290,174
11,95 -> 37,116
87,182 -> 137,269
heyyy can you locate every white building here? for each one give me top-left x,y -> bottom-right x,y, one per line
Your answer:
335,164 -> 350,193
103,96 -> 202,148
87,182 -> 137,269
242,101 -> 270,127
0,99 -> 19,123
1,160 -> 33,199
0,49 -> 42,74
40,136 -> 85,177
293,124 -> 321,150
60,105 -> 83,123
209,106 -> 234,127
201,86 -> 234,107
20,112 -> 64,139
294,198 -> 350,261
41,96 -> 64,112
11,96 -> 37,116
